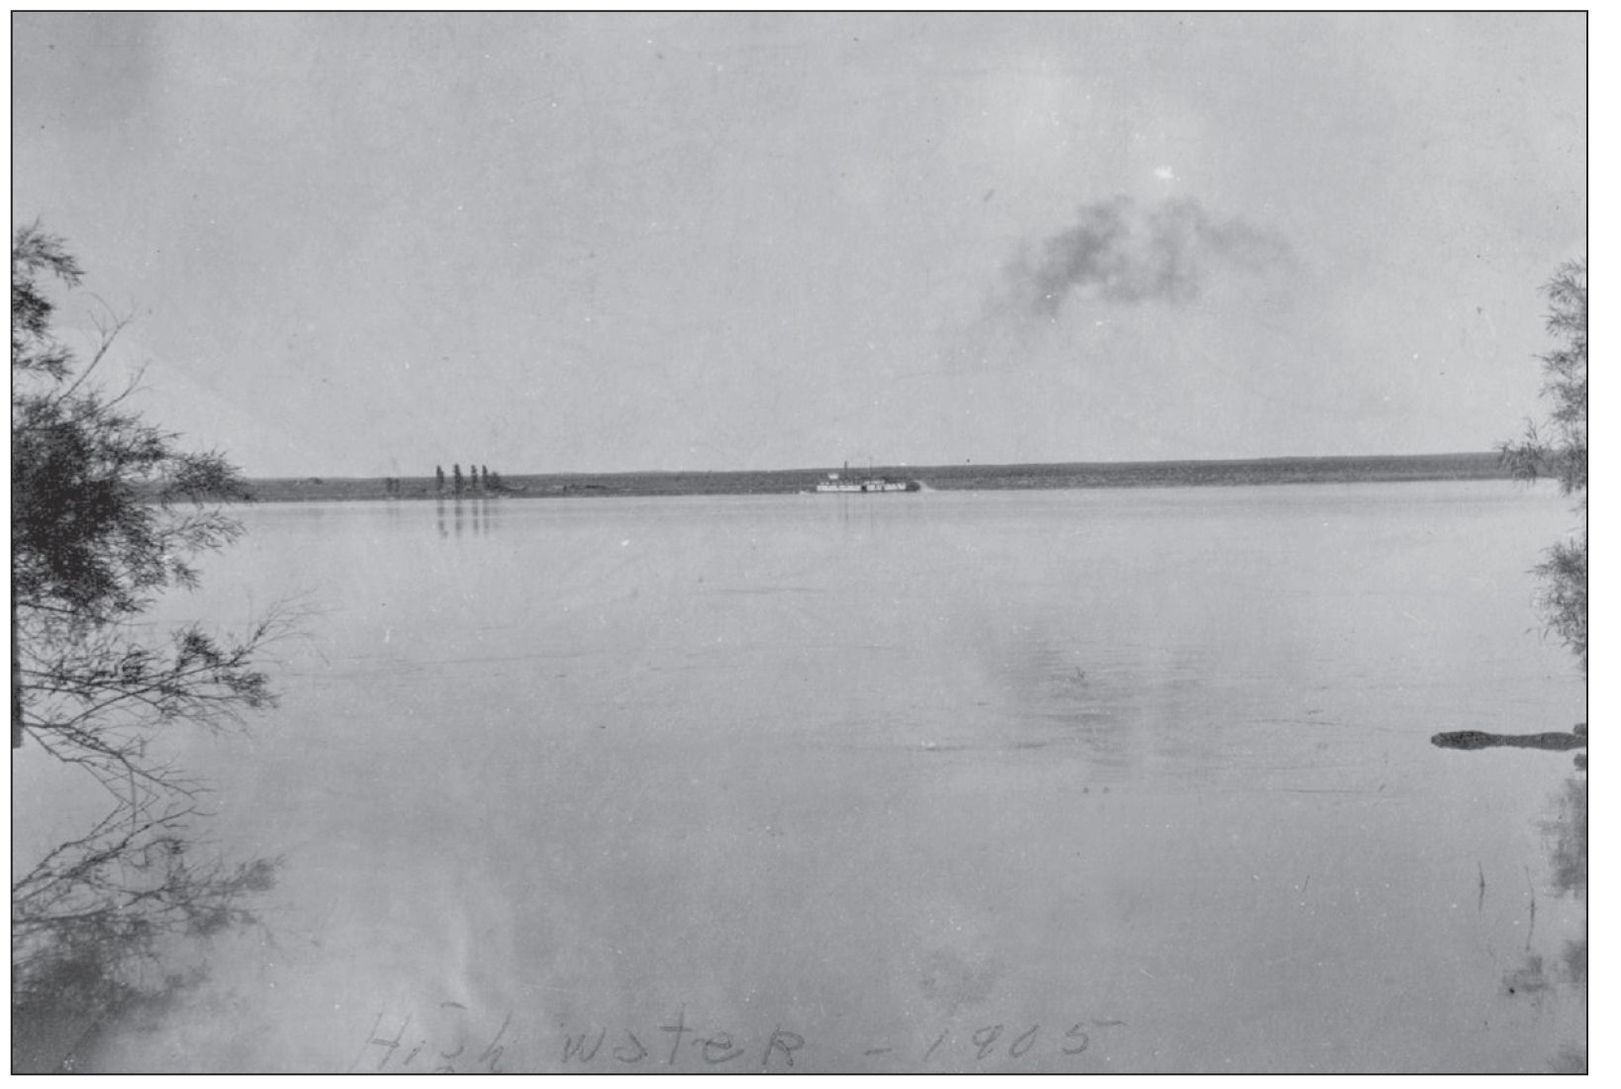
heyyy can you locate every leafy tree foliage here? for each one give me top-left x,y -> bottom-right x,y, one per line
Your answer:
1499,258 -> 1586,674
12,224 -> 277,780
12,225 -> 284,1066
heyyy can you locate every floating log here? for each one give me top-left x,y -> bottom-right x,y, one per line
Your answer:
1430,730 -> 1586,751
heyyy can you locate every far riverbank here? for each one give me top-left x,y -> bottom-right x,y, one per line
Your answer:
243,451 -> 1509,503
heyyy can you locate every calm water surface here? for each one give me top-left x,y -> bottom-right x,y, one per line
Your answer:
17,482 -> 1586,1072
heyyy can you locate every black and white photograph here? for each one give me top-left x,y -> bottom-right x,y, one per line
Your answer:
11,10 -> 1587,1073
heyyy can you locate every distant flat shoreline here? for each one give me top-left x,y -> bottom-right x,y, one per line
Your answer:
242,452 -> 1512,503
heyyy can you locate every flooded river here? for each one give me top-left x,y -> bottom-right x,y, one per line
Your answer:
13,481 -> 1586,1071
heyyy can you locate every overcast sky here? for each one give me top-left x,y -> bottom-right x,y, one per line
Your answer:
12,12 -> 1586,476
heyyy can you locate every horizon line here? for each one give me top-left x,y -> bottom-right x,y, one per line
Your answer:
243,450 -> 1504,482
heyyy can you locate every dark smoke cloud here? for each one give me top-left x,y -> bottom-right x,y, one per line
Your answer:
1009,196 -> 1292,318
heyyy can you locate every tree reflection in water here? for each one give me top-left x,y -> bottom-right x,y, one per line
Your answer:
10,795 -> 282,1072
1497,768 -> 1585,1073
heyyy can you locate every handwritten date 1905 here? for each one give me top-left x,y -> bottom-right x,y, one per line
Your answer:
354,1004 -> 1125,1072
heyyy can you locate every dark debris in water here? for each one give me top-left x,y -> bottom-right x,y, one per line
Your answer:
1501,955 -> 1552,998
1430,730 -> 1586,751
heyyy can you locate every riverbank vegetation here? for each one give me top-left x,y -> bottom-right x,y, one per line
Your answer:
12,225 -> 286,1069
1499,258 -> 1587,676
